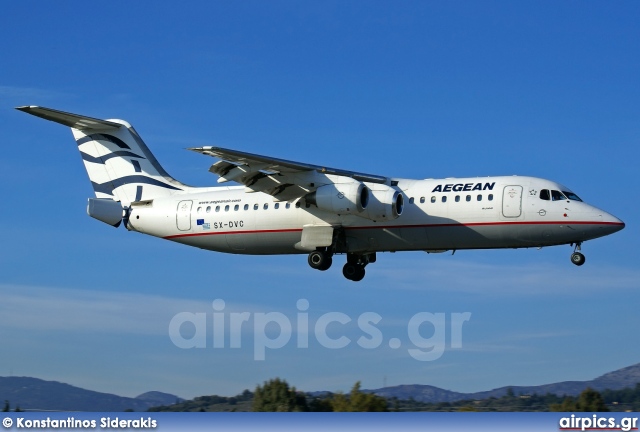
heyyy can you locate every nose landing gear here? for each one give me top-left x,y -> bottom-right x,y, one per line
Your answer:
570,243 -> 586,266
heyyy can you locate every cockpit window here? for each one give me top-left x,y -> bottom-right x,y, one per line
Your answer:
562,191 -> 582,202
551,190 -> 567,201
540,189 -> 550,200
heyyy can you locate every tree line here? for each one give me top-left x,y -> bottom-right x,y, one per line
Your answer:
253,378 -> 387,412
148,379 -> 640,412
2,400 -> 23,412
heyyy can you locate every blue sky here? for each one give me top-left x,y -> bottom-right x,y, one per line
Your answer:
1,2 -> 639,399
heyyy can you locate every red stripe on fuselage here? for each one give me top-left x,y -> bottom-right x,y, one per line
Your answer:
165,228 -> 303,239
163,221 -> 623,239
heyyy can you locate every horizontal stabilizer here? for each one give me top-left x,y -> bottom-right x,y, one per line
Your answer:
16,106 -> 121,131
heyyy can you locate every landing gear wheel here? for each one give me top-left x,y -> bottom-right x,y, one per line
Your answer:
571,252 -> 586,266
343,263 -> 365,281
308,251 -> 332,271
352,266 -> 365,281
321,256 -> 333,271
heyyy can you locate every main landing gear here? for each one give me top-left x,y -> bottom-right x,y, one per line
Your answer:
342,253 -> 376,282
308,250 -> 333,271
570,242 -> 586,266
307,249 -> 376,282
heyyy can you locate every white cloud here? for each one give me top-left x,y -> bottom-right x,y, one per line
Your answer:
0,85 -> 70,101
0,284 -> 207,335
0,283 -> 272,337
372,258 -> 640,295
453,331 -> 577,354
0,283 -> 312,338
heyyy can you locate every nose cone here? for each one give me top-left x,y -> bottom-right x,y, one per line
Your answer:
579,204 -> 625,240
601,211 -> 625,235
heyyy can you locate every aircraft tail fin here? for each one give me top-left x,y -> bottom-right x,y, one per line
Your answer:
17,106 -> 191,205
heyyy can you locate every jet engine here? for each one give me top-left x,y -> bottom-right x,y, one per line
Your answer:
359,186 -> 404,221
305,181 -> 369,214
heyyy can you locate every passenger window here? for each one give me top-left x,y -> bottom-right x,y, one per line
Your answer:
466,195 -> 471,202
263,203 -> 269,210
420,197 -> 425,204
286,203 -> 291,209
488,194 -> 493,201
540,189 -> 550,201
197,207 -> 202,213
215,206 -> 220,212
455,195 -> 460,202
244,204 -> 249,210
409,197 -> 414,204
431,196 -> 436,203
206,206 -> 211,213
477,194 -> 482,201
275,203 -> 280,209
224,205 -> 229,212
442,196 -> 447,203
551,190 -> 566,201
234,204 -> 239,211
253,204 -> 258,210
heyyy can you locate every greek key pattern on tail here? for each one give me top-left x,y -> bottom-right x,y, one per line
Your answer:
72,124 -> 187,204
16,106 -> 189,205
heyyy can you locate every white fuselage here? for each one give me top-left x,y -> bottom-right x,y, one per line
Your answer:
17,105 -> 625,281
126,175 -> 624,255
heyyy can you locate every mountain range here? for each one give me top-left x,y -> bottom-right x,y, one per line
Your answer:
2,362 -> 640,411
0,377 -> 182,411
369,363 -> 640,403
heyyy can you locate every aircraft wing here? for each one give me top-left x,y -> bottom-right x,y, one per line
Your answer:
189,146 -> 388,201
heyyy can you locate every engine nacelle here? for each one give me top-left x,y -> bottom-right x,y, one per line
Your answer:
306,182 -> 369,214
359,186 -> 404,221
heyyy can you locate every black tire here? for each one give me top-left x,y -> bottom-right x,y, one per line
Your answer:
352,266 -> 365,282
342,262 -> 357,280
571,252 -> 586,266
343,263 -> 365,281
308,251 -> 332,270
319,256 -> 332,271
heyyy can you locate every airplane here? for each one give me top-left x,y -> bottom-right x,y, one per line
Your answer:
17,105 -> 625,281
